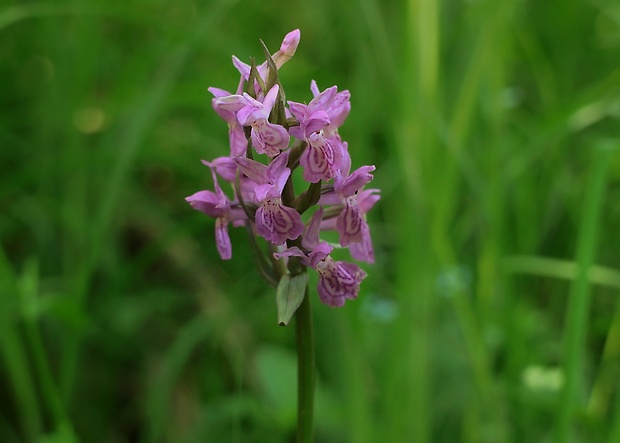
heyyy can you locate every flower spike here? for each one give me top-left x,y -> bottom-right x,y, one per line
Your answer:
189,29 -> 379,308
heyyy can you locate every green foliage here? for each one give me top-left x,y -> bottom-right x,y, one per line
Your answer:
1,0 -> 620,441
276,273 -> 309,326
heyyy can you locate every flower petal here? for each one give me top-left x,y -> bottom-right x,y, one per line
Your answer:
266,150 -> 290,180
341,165 -> 375,197
357,188 -> 381,214
336,195 -> 364,246
300,132 -> 338,183
288,101 -> 311,122
327,90 -> 351,128
229,124 -> 248,157
302,207 -> 324,250
309,85 -> 338,111
255,199 -> 303,245
186,190 -> 225,218
251,120 -> 290,157
272,29 -> 301,69
232,55 -> 251,80
261,84 -> 280,115
303,112 -> 331,135
235,157 -> 268,184
308,242 -> 333,269
349,222 -> 375,264
310,80 -> 320,97
203,157 -> 238,183
315,256 -> 366,307
215,217 -> 232,260
273,246 -> 306,261
214,94 -> 248,114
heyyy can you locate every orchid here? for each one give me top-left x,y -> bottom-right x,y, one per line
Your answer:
319,151 -> 380,262
188,28 -> 378,307
274,208 -> 367,306
214,84 -> 289,157
186,167 -> 246,260
232,29 -> 301,98
288,83 -> 352,183
235,151 -> 304,245
347,188 -> 381,263
186,29 -> 380,443
208,87 -> 248,156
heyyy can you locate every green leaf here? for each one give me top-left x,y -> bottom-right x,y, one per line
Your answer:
271,85 -> 287,127
260,39 -> 279,93
276,272 -> 309,326
245,57 -> 265,99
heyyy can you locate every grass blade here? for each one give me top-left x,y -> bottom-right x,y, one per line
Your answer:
554,142 -> 615,442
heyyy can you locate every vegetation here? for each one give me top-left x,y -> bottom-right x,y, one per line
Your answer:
1,0 -> 619,441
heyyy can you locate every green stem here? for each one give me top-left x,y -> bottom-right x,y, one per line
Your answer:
554,143 -> 613,442
295,287 -> 315,443
20,260 -> 70,433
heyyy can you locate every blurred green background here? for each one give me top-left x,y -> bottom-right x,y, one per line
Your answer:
2,0 -> 620,442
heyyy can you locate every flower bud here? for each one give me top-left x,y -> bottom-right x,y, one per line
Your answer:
273,29 -> 301,69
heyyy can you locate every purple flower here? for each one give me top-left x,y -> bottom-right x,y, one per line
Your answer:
272,28 -> 301,70
308,80 -> 351,135
301,131 -> 343,183
347,188 -> 380,263
288,82 -> 350,137
202,156 -> 238,183
189,30 -> 378,309
186,167 -> 246,260
274,208 -> 366,307
288,83 -> 352,183
315,256 -> 366,307
215,85 -> 290,157
232,29 -> 301,97
235,152 -> 303,245
234,150 -> 290,202
254,199 -> 304,246
319,155 -> 379,263
208,87 -> 248,157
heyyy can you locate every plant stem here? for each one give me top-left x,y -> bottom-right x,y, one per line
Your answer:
295,286 -> 315,443
554,143 -> 613,442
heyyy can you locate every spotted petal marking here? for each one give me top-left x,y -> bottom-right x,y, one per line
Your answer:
301,132 -> 338,183
316,257 -> 366,307
336,194 -> 364,246
251,120 -> 290,158
255,199 -> 303,245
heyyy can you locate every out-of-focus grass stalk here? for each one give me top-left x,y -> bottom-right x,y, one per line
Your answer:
608,362 -> 620,443
332,311 -> 372,443
295,288 -> 315,443
59,0 -> 238,402
18,259 -> 75,438
554,143 -> 614,442
386,0 -> 441,441
143,316 -> 215,443
503,256 -> 620,289
588,298 -> 620,422
0,248 -> 41,440
401,0 -> 515,440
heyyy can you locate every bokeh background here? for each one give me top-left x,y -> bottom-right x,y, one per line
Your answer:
2,0 -> 620,442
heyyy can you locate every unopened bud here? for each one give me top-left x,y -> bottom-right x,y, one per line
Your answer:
273,29 -> 301,69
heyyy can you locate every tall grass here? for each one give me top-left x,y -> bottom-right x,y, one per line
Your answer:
1,0 -> 619,442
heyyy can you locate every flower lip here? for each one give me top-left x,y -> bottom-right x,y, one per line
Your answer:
316,257 -> 366,307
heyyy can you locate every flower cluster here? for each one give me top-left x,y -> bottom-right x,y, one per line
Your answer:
187,30 -> 379,307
